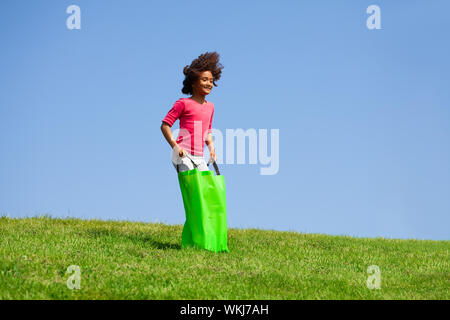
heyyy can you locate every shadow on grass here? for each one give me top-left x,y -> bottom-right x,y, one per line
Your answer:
85,228 -> 181,250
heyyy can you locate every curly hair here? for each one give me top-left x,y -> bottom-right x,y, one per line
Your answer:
182,51 -> 224,95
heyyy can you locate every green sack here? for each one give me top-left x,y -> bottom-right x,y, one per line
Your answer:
177,157 -> 229,253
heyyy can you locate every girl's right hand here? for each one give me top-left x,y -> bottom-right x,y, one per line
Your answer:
173,144 -> 185,157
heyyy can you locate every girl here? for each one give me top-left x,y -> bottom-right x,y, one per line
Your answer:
160,52 -> 224,172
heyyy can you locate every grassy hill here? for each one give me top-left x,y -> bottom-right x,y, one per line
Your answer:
0,216 -> 448,299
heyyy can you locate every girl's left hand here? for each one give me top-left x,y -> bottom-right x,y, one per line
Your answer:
208,149 -> 217,164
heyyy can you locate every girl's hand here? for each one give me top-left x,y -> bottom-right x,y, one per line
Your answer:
208,149 -> 217,164
173,144 -> 186,157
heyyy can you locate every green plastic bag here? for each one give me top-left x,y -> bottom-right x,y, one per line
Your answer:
177,157 -> 229,253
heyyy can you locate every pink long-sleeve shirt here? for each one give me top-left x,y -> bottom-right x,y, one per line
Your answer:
162,97 -> 214,157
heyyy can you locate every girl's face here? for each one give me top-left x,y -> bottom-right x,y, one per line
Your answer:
193,71 -> 214,96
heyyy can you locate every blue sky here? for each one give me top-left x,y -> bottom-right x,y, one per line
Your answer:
1,1 -> 449,240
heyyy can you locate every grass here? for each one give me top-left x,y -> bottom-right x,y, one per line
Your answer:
0,216 -> 448,300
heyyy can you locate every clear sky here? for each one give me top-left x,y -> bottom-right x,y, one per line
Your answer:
1,1 -> 449,240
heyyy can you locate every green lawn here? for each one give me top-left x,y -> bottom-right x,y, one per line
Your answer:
0,216 -> 448,299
